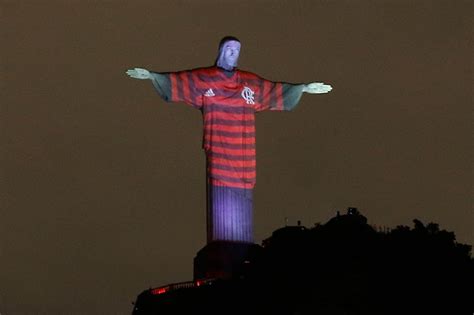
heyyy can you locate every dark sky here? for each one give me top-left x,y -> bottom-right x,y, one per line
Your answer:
1,0 -> 472,314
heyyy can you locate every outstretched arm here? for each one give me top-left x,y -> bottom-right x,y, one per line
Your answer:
126,67 -> 172,101
302,82 -> 333,94
126,67 -> 203,109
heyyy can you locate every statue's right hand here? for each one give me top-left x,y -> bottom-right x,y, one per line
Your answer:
126,67 -> 151,79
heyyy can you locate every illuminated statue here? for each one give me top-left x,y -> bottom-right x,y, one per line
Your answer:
126,36 -> 332,245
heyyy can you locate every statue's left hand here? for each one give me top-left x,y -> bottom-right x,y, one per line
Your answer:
302,82 -> 333,94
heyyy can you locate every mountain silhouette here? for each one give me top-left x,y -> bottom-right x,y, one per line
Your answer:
132,208 -> 473,315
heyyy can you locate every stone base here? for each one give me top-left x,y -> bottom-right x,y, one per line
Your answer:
193,241 -> 262,280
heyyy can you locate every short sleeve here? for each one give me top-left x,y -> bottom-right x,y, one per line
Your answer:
253,77 -> 305,112
150,69 -> 204,109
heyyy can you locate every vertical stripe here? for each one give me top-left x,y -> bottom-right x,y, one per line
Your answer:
177,73 -> 184,102
276,82 -> 284,111
170,73 -> 178,102
263,80 -> 272,111
270,82 -> 277,110
187,71 -> 200,108
259,79 -> 265,105
180,72 -> 191,102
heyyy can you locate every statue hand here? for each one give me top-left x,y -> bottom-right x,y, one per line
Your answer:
126,67 -> 151,79
302,82 -> 333,94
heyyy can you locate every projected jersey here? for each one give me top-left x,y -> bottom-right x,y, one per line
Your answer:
150,66 -> 304,189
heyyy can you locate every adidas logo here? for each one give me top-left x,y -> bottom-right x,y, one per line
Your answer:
204,88 -> 215,97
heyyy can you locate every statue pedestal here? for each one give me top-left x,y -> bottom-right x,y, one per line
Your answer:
193,241 -> 262,280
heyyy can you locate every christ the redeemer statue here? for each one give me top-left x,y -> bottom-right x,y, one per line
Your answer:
126,36 -> 332,245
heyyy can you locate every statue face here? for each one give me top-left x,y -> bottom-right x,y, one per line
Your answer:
217,40 -> 241,70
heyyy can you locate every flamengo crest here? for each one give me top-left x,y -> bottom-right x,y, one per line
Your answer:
241,86 -> 255,104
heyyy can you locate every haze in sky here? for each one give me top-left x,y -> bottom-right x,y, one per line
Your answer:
1,1 -> 472,314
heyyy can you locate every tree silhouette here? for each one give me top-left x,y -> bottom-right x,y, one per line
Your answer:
132,209 -> 473,315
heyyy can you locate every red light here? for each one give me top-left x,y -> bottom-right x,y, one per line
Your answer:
151,287 -> 168,295
195,280 -> 202,287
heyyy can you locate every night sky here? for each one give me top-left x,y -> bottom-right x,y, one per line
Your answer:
1,1 -> 472,314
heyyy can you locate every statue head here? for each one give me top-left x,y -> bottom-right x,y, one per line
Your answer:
216,36 -> 241,71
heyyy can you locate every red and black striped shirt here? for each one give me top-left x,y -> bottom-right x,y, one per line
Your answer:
150,66 -> 304,189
